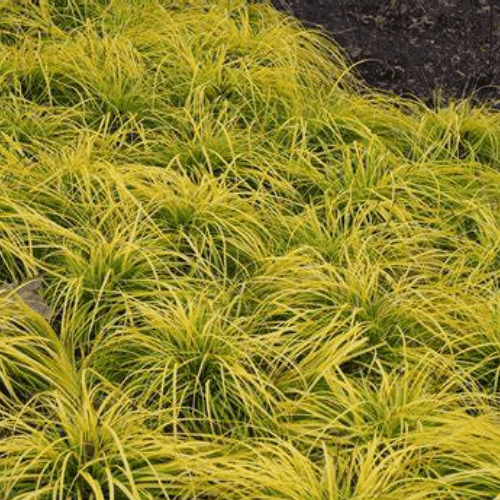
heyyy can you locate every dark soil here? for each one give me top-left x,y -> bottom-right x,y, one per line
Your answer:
263,0 -> 500,112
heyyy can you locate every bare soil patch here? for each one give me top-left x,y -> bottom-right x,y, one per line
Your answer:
266,0 -> 500,111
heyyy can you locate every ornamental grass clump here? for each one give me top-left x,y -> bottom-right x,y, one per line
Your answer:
0,0 -> 500,498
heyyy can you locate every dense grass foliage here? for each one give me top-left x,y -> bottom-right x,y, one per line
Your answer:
1,0 -> 500,498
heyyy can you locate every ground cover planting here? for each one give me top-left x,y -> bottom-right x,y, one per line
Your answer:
1,0 -> 500,498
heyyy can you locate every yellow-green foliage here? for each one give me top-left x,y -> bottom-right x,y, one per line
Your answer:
0,0 -> 500,498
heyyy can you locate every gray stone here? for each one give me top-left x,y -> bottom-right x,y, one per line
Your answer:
0,273 -> 51,320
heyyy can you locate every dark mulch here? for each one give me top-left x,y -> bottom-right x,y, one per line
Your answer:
262,0 -> 500,112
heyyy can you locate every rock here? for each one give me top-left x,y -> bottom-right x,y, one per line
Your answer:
0,273 -> 51,320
